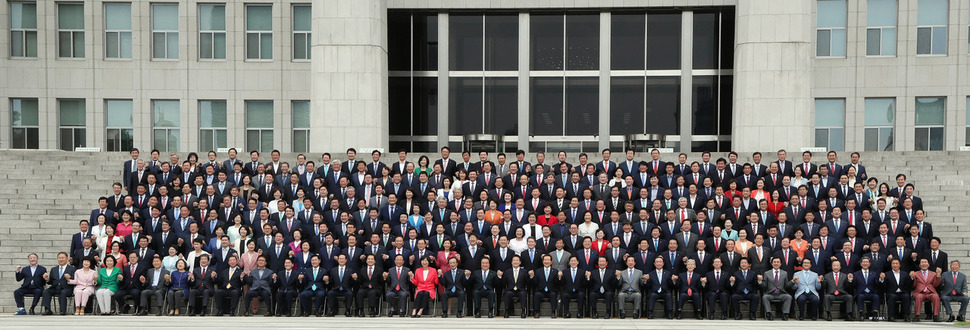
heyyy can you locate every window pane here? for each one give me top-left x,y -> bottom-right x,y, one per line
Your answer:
58,4 -> 84,29
413,14 -> 438,71
260,33 -> 273,59
260,130 -> 274,152
829,128 -> 845,151
387,13 -> 410,71
152,4 -> 178,30
866,28 -> 881,55
864,98 -> 895,126
25,31 -> 37,57
294,130 -> 308,152
531,15 -> 564,70
59,100 -> 85,126
611,14 -> 645,70
106,100 -> 133,127
449,15 -> 483,71
153,100 -> 180,127
693,13 -> 719,69
294,33 -> 308,59
11,99 -> 39,126
610,77 -> 645,135
246,101 -> 274,128
200,130 -> 213,149
916,27 -> 932,54
388,77 -> 411,135
106,33 -> 120,58
247,34 -> 259,58
449,77 -> 483,135
11,3 -> 37,29
692,76 -> 718,135
966,97 -> 970,125
815,99 -> 845,127
412,77 -> 437,135
246,131 -> 260,152
879,127 -> 894,151
152,33 -> 166,58
484,78 -> 517,135
213,33 -> 226,59
931,27 -> 947,54
830,29 -> 846,56
199,5 -> 225,30
864,128 -> 879,151
484,15 -> 518,71
11,31 -> 24,56
120,32 -> 132,58
565,77 -> 598,135
915,127 -> 929,150
915,97 -> 945,125
530,77 -> 564,135
817,0 -> 847,28
565,14 -> 599,70
645,77 -> 680,135
293,5 -> 311,31
247,5 -> 272,31
647,13 -> 681,70
867,0 -> 897,27
917,0 -> 947,25
200,101 -> 227,127
105,4 -> 131,30
815,128 -> 829,148
292,101 -> 310,128
881,28 -> 896,55
153,130 -> 167,150
930,127 -> 944,150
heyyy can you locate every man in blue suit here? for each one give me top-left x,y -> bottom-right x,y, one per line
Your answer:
14,253 -> 47,315
852,257 -> 880,321
793,258 -> 821,320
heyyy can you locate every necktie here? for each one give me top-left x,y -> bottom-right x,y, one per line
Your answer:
227,268 -> 234,288
773,270 -> 779,293
954,274 -> 959,295
834,273 -> 840,294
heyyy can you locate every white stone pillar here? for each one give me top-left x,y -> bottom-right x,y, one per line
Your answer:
733,0 -> 813,152
310,0 -> 387,153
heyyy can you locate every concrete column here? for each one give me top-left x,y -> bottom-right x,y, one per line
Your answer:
733,0 -> 813,152
310,0 -> 387,153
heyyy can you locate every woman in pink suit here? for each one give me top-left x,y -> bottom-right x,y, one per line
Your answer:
68,257 -> 98,315
435,239 -> 458,273
409,256 -> 439,318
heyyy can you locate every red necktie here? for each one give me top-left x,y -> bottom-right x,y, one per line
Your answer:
687,274 -> 692,295
834,274 -> 840,295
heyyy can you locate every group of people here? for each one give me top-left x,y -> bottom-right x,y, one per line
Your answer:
12,147 -> 967,322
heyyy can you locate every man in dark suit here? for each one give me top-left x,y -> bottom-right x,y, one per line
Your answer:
112,252 -> 145,314
731,258 -> 760,320
187,254 -> 215,316
440,257 -> 466,318
40,252 -> 75,315
645,256 -> 675,319
298,255 -> 329,317
213,255 -> 243,316
274,259 -> 301,317
325,254 -> 356,317
882,257 -> 911,321
470,257 -> 499,318
434,147 -> 458,178
531,255 -> 559,318
704,257 -> 731,320
71,237 -> 101,268
501,255 -> 529,318
588,257 -> 616,318
384,255 -> 411,316
821,260 -> 853,321
14,253 -> 47,315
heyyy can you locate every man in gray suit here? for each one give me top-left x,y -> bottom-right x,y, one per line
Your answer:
369,186 -> 389,210
822,260 -> 853,321
792,258 -> 821,320
139,256 -> 170,316
674,221 -> 699,256
244,256 -> 275,316
549,239 -> 572,272
617,256 -> 647,319
941,260 -> 969,322
674,198 -> 696,222
760,257 -> 793,320
384,254 -> 411,316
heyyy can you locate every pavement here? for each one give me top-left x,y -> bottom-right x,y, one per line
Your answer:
0,315 -> 962,329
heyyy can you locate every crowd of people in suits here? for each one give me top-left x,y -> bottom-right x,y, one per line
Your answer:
12,147 -> 968,322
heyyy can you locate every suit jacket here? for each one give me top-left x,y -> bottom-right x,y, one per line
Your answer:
143,267 -> 171,290
589,267 -> 618,293
532,267 -> 560,293
190,265 -> 216,290
792,269 -> 821,298
502,267 -> 530,292
470,269 -> 499,292
246,267 -> 275,291
71,248 -> 101,268
440,267 -> 466,293
759,269 -> 791,294
46,264 -> 77,290
618,268 -> 644,293
912,270 -> 941,295
821,271 -> 850,295
276,269 -> 301,292
548,250 -> 572,272
942,271 -> 968,297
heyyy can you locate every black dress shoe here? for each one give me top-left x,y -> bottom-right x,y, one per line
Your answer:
958,315 -> 966,322
912,316 -> 920,322
749,315 -> 756,320
797,313 -> 804,320
564,312 -> 571,319
592,313 -> 600,319
887,315 -> 895,322
735,313 -> 743,320
765,313 -> 773,321
474,312 -> 481,318
781,313 -> 789,321
675,311 -> 682,319
521,313 -> 526,319
646,313 -> 654,319
265,312 -> 274,317
696,312 -> 703,320
720,315 -> 727,320
934,316 -> 942,322
457,313 -> 463,318
825,313 -> 832,321
904,316 -> 911,322
42,310 -> 53,316
488,310 -> 494,318
619,311 -> 626,319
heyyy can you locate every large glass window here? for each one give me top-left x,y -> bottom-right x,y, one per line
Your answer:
647,13 -> 682,70
693,13 -> 719,69
530,77 -> 598,135
199,4 -> 226,59
611,14 -> 645,70
9,2 -> 37,58
59,99 -> 85,151
815,99 -> 845,151
387,12 -> 438,146
292,101 -> 310,152
389,77 -> 438,136
916,0 -> 947,55
915,97 -> 945,150
692,76 -> 718,135
414,15 -> 438,71
449,78 -> 517,135
57,3 -> 85,58
152,100 -> 179,152
531,14 -> 599,71
449,14 -> 518,71
866,0 -> 897,56
246,101 -> 274,152
11,99 -> 39,149
104,3 -> 132,59
966,97 -> 969,146
864,98 -> 895,151
246,5 -> 273,60
816,0 -> 847,57
106,100 -> 133,152
199,100 -> 227,151
151,4 -> 178,59
292,5 -> 311,60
